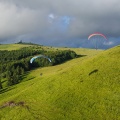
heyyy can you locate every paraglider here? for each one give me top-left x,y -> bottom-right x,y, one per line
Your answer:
88,32 -> 107,50
88,32 -> 107,40
30,55 -> 52,64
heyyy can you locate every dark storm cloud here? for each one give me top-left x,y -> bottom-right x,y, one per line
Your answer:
0,0 -> 120,48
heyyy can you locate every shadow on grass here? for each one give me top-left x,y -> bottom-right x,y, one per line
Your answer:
89,69 -> 98,76
20,71 -> 30,80
19,71 -> 35,83
52,54 -> 87,66
0,72 -> 35,94
77,54 -> 87,58
1,80 -> 7,84
0,87 -> 15,94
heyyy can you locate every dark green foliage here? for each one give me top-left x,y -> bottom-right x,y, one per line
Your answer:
0,46 -> 78,87
6,66 -> 21,86
0,48 -> 42,62
50,50 -> 77,65
0,69 -> 3,89
0,80 -> 2,89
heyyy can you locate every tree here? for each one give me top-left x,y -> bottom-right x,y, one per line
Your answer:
0,80 -> 3,89
0,69 -> 3,89
6,67 -> 19,86
6,71 -> 13,86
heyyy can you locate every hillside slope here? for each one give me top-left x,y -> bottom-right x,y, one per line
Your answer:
0,44 -> 34,51
0,45 -> 120,120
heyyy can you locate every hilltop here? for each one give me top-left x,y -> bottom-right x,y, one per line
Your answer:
0,44 -> 120,120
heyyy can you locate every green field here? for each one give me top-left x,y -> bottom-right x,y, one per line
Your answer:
0,44 -> 33,51
0,44 -> 120,120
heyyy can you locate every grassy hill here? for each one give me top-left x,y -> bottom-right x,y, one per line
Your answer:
0,44 -> 120,120
0,44 -> 34,51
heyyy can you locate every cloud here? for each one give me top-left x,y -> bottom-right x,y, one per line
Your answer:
0,0 -> 120,48
103,41 -> 114,46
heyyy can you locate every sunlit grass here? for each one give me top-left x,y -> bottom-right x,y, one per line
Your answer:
0,45 -> 120,120
0,44 -> 33,51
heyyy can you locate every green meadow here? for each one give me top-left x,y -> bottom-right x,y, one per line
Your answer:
0,44 -> 120,120
0,44 -> 34,51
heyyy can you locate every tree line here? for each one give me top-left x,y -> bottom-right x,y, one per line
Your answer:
0,46 -> 78,89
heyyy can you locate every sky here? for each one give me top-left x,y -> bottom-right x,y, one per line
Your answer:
0,0 -> 120,49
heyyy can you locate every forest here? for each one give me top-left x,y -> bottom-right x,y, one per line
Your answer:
0,45 -> 77,88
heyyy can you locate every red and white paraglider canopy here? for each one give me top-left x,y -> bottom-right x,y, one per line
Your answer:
88,32 -> 107,40
88,32 -> 108,50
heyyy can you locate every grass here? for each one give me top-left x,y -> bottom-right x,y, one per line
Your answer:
0,44 -> 120,120
0,44 -> 33,51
